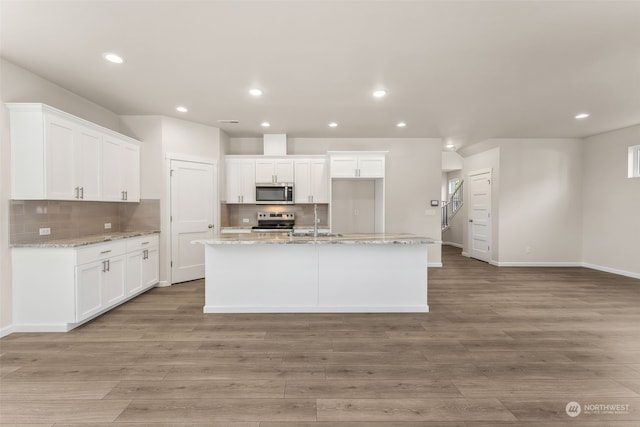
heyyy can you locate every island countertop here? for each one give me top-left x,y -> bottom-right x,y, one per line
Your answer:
193,232 -> 437,245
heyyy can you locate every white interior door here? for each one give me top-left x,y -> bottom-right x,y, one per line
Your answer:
469,169 -> 492,262
170,159 -> 215,284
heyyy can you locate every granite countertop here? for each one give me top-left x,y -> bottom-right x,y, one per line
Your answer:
11,230 -> 160,248
193,232 -> 437,245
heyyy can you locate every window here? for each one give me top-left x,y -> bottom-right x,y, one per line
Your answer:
629,145 -> 640,178
448,178 -> 460,196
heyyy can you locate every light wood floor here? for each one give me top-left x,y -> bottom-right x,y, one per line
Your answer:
1,245 -> 639,425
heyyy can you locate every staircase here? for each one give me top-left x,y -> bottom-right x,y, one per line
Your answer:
441,180 -> 463,232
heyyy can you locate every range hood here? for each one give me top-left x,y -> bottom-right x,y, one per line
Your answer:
263,134 -> 287,156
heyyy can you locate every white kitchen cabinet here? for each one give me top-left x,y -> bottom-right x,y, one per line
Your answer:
329,152 -> 386,178
12,233 -> 160,332
294,158 -> 328,203
255,158 -> 294,183
102,136 -> 140,202
7,103 -> 139,202
126,235 -> 160,295
226,158 -> 256,203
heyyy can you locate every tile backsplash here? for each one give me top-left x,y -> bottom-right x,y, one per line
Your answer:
221,203 -> 329,228
10,199 -> 160,244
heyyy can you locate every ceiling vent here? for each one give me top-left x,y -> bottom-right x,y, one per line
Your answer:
218,119 -> 239,124
263,134 -> 287,156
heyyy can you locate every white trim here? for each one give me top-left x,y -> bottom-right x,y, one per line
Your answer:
461,251 -> 470,257
495,261 -> 582,267
10,323 -> 73,333
582,263 -> 640,280
428,262 -> 443,268
165,152 -> 217,164
204,305 -> 429,313
155,280 -> 171,288
0,324 -> 15,338
442,242 -> 463,248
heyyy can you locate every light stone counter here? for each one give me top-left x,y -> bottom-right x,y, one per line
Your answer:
11,230 -> 160,248
196,232 -> 435,313
194,232 -> 436,245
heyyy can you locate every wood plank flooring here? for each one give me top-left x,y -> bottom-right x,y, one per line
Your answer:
1,245 -> 639,425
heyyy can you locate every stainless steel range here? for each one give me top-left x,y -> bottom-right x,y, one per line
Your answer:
251,211 -> 295,232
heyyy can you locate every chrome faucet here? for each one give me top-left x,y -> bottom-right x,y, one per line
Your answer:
313,204 -> 319,238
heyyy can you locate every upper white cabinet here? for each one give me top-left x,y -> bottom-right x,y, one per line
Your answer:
226,158 -> 256,203
294,158 -> 328,203
7,103 -> 140,202
329,152 -> 386,178
102,136 -> 140,202
255,158 -> 294,183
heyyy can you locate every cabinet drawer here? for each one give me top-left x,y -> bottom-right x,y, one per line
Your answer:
126,234 -> 159,252
76,241 -> 127,265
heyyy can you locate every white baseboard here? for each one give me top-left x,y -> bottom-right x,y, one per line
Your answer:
461,251 -> 470,257
10,323 -> 72,333
582,263 -> 640,280
0,324 -> 15,338
428,262 -> 443,268
442,242 -> 463,248
155,280 -> 171,287
204,305 -> 429,313
495,261 -> 583,267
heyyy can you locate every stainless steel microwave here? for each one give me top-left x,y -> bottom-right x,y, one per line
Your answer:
255,183 -> 294,204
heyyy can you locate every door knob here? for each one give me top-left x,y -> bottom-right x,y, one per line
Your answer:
208,224 -> 214,229
469,219 -> 473,223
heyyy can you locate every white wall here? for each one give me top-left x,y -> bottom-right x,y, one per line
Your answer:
0,59 -> 123,334
582,125 -> 640,277
498,139 -> 583,264
229,137 -> 444,266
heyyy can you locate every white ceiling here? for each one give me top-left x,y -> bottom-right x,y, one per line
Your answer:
1,1 -> 639,149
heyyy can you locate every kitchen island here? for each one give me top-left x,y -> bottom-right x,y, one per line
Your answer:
193,233 -> 436,313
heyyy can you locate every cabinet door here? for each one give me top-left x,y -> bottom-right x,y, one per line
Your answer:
255,159 -> 275,183
310,159 -> 328,203
225,160 -> 242,203
240,160 -> 256,203
75,125 -> 102,201
102,255 -> 126,307
358,156 -> 385,178
142,247 -> 159,287
294,160 -> 311,203
330,157 -> 358,178
274,159 -> 294,182
126,251 -> 144,295
102,137 -> 123,201
75,261 -> 102,322
45,115 -> 76,199
121,143 -> 140,202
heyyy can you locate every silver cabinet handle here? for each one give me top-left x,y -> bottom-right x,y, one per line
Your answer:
469,219 -> 474,223
100,250 -> 112,254
125,191 -> 128,200
106,259 -> 110,271
141,241 -> 150,245
75,187 -> 79,199
143,249 -> 148,260
102,260 -> 108,272
80,187 -> 84,199
208,224 -> 214,229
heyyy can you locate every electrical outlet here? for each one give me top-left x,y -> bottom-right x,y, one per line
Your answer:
242,218 -> 250,223
104,223 -> 112,229
39,227 -> 51,236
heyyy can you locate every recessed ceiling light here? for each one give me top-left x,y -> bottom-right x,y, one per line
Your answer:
373,89 -> 387,98
396,122 -> 407,128
103,52 -> 124,64
445,143 -> 456,150
328,122 -> 338,128
575,113 -> 590,119
176,106 -> 188,113
261,122 -> 270,127
249,88 -> 263,96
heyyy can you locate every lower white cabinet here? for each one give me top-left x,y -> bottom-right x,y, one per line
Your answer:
12,234 -> 159,331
